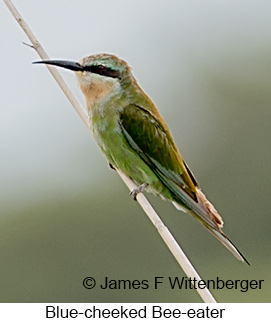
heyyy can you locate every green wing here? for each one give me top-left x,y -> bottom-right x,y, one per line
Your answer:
119,104 -> 198,203
119,104 -> 224,230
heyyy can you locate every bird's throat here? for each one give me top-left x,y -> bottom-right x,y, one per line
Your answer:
79,78 -> 120,113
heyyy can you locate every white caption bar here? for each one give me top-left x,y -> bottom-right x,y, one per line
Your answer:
0,303 -> 268,321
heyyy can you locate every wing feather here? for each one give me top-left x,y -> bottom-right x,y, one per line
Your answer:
120,104 -> 249,264
120,104 -> 196,197
120,104 -> 221,230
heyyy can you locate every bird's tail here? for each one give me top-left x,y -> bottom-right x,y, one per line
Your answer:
172,191 -> 249,265
205,226 -> 250,265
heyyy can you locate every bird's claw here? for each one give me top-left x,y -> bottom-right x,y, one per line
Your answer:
129,183 -> 148,200
109,163 -> 116,170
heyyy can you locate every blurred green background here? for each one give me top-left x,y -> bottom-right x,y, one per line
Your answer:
1,0 -> 271,302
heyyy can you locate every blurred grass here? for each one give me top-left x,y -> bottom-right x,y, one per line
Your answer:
1,175 -> 270,302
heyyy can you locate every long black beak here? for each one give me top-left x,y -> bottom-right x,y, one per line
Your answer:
33,60 -> 84,72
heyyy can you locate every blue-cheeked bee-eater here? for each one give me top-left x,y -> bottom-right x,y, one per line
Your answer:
34,53 -> 249,264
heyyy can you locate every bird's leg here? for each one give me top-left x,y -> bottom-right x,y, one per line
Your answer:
109,163 -> 116,170
129,183 -> 148,201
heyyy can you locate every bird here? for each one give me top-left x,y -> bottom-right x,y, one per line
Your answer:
34,53 -> 249,264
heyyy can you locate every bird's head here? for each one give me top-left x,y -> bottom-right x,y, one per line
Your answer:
34,54 -> 133,100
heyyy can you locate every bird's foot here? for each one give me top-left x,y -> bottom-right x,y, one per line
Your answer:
129,183 -> 148,201
109,163 -> 116,170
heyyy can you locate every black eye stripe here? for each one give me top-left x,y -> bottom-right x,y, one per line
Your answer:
83,64 -> 121,79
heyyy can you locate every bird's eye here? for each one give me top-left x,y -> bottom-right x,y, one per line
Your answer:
96,65 -> 105,73
84,64 -> 121,79
90,64 -> 107,75
83,64 -> 106,75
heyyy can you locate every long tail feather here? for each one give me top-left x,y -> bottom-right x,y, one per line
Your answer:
206,226 -> 250,265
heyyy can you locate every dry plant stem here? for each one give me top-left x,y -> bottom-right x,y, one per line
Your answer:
4,0 -> 216,303
3,0 -> 90,129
